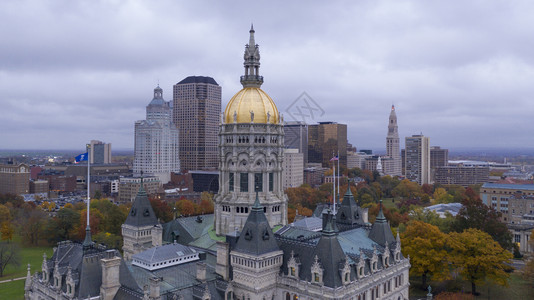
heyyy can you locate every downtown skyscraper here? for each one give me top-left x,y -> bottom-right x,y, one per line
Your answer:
405,134 -> 430,185
384,105 -> 402,176
173,76 -> 221,171
133,86 -> 180,184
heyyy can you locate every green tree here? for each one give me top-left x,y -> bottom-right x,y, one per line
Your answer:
93,232 -> 122,250
401,221 -> 452,288
449,228 -> 512,295
410,207 -> 455,233
433,187 -> 454,204
378,175 -> 400,198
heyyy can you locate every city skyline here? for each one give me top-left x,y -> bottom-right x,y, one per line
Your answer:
2,1 -> 534,150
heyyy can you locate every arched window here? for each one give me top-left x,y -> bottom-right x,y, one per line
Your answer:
285,293 -> 291,300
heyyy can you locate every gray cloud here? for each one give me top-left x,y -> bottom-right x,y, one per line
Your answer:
1,0 -> 533,151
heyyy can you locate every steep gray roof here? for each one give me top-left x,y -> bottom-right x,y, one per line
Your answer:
309,211 -> 346,288
162,215 -> 214,246
44,242 -> 141,299
368,201 -> 395,247
233,193 -> 280,255
336,188 -> 365,226
124,185 -> 158,227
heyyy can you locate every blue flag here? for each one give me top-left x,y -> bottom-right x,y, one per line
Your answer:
75,152 -> 88,163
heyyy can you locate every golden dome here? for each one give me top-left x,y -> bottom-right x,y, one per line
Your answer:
224,87 -> 279,124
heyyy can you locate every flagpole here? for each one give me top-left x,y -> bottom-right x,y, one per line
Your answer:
337,150 -> 340,204
332,153 -> 336,215
86,144 -> 90,230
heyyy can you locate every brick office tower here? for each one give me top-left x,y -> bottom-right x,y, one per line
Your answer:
173,76 -> 222,171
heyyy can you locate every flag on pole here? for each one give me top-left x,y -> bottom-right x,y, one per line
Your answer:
75,152 -> 88,163
330,155 -> 339,161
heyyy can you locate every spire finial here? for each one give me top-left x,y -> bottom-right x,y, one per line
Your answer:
241,26 -> 263,88
252,189 -> 262,210
376,200 -> 387,222
250,23 -> 254,32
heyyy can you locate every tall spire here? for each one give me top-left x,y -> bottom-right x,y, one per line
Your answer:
368,200 -> 395,247
241,25 -> 263,88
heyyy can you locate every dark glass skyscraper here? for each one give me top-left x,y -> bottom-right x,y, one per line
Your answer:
173,76 -> 221,171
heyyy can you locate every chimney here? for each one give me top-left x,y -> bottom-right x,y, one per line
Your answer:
100,250 -> 121,300
152,225 -> 163,247
196,262 -> 207,282
149,276 -> 161,299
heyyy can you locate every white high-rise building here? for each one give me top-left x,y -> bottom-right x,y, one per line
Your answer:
384,105 -> 402,176
282,149 -> 304,189
405,134 -> 430,185
133,86 -> 180,184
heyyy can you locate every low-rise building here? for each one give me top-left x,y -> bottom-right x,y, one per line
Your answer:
118,177 -> 160,203
0,163 -> 30,195
434,164 -> 489,186
480,183 -> 534,223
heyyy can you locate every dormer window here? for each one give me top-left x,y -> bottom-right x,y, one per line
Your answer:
287,251 -> 300,279
340,257 -> 351,285
310,255 -> 323,284
244,229 -> 252,240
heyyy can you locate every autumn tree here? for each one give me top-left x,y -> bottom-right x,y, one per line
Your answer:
0,222 -> 14,241
91,199 -> 127,235
449,228 -> 512,295
75,208 -> 103,240
199,192 -> 215,214
401,220 -> 452,288
0,204 -> 14,241
175,199 -> 197,216
453,196 -> 512,250
148,198 -> 173,222
0,193 -> 24,208
0,204 -> 10,224
392,179 -> 424,199
15,204 -> 47,246
44,207 -> 81,243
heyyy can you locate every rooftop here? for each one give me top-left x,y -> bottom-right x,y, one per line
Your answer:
482,183 -> 534,191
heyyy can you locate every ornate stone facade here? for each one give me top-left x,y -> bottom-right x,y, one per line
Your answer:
215,25 -> 288,235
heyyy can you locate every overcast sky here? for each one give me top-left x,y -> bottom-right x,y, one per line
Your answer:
1,0 -> 533,152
